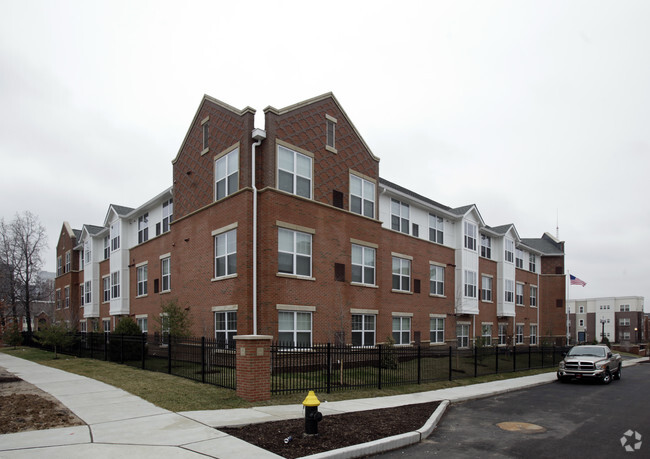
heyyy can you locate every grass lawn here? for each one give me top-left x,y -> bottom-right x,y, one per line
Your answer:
1,345 -> 560,412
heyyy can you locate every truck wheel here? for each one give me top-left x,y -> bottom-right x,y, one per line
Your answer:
601,370 -> 611,385
613,365 -> 621,380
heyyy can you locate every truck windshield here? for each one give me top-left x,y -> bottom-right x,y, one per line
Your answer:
568,346 -> 605,357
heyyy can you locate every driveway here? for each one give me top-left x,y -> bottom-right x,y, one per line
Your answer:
376,363 -> 650,458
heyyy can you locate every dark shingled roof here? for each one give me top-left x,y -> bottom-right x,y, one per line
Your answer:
72,229 -> 82,240
110,204 -> 135,216
488,224 -> 514,235
521,237 -> 564,255
84,224 -> 105,235
449,204 -> 476,216
379,177 -> 451,211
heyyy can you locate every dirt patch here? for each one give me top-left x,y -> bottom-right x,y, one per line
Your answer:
0,366 -> 85,434
220,400 -> 441,458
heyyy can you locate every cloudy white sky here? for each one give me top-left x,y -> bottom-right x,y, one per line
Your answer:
1,1 -> 648,310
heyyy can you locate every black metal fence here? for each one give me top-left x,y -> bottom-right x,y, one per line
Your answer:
271,343 -> 568,394
22,332 -> 236,390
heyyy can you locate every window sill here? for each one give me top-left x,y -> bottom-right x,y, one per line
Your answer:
516,304 -> 525,307
429,294 -> 446,298
325,145 -> 338,154
429,342 -> 446,346
160,290 -> 171,295
212,274 -> 238,282
391,289 -> 412,295
201,147 -> 210,156
481,299 -> 493,303
351,282 -> 378,289
276,273 -> 316,281
136,294 -> 148,299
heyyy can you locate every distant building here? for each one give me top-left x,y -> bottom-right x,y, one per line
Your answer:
567,296 -> 645,344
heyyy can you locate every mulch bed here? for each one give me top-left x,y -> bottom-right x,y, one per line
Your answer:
220,400 -> 441,458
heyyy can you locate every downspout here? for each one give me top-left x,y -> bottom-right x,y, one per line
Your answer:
251,128 -> 266,335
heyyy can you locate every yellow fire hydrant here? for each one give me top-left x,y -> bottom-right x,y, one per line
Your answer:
302,390 -> 323,436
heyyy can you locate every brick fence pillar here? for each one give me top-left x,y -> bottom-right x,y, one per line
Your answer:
234,335 -> 273,402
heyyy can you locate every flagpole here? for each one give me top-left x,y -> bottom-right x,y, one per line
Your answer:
566,270 -> 570,345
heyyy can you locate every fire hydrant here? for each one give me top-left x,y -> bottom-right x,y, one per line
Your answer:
302,390 -> 323,436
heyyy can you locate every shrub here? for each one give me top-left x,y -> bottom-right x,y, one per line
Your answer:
380,335 -> 398,370
3,323 -> 23,348
35,322 -> 74,358
114,317 -> 142,336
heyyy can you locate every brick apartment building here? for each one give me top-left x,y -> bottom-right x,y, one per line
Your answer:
54,92 -> 568,348
567,296 -> 645,344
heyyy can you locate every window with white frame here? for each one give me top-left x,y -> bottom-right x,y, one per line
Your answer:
65,251 -> 71,273
57,256 -> 62,276
620,331 -> 630,340
429,214 -> 444,244
481,324 -> 493,346
215,311 -> 237,348
103,276 -> 110,302
161,257 -> 171,292
579,305 -> 584,313
619,318 -> 631,326
457,323 -> 469,348
515,248 -> 524,269
103,236 -> 110,260
498,324 -> 508,345
530,324 -> 538,345
516,283 -> 524,305
137,316 -> 148,333
505,279 -> 514,303
85,241 -> 91,264
620,304 -> 630,312
392,316 -> 411,345
515,324 -> 524,344
350,174 -> 375,218
464,270 -> 477,298
530,286 -> 537,307
84,280 -> 91,305
278,145 -> 312,199
430,317 -> 444,343
215,229 -> 237,278
103,318 -> 110,334
80,320 -> 87,334
56,289 -> 61,309
392,257 -> 411,292
390,199 -> 409,234
464,221 -> 477,251
326,116 -> 336,150
505,238 -> 514,263
162,199 -> 173,233
351,244 -> 375,285
138,213 -> 149,244
579,319 -> 584,327
481,234 -> 491,258
64,286 -> 70,308
137,265 -> 148,296
529,253 -> 536,272
80,250 -> 84,270
278,311 -> 312,347
215,148 -> 239,201
111,272 -> 120,299
278,228 -> 312,277
80,283 -> 84,306
351,314 -> 375,347
430,264 -> 444,296
481,275 -> 493,302
110,222 -> 120,252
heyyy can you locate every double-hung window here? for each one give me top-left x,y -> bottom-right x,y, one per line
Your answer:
464,221 -> 477,251
215,148 -> 239,200
111,272 -> 120,299
392,316 -> 411,345
498,324 -> 508,345
80,284 -> 84,306
429,214 -> 444,244
103,236 -> 110,260
481,275 -> 493,302
57,256 -> 62,276
505,238 -> 514,263
464,270 -> 477,298
457,324 -> 469,348
515,249 -> 524,269
529,254 -> 536,272
530,286 -> 537,307
516,283 -> 524,305
85,241 -> 91,264
278,145 -> 312,199
84,280 -> 91,305
481,234 -> 491,258
110,222 -> 120,252
392,256 -> 411,292
430,317 -> 444,344
278,311 -> 312,347
65,251 -> 71,273
530,324 -> 538,345
138,213 -> 149,244
161,257 -> 171,292
516,325 -> 524,344
481,324 -> 493,346
505,279 -> 514,303
64,286 -> 70,308
162,199 -> 173,233
215,229 -> 237,278
350,174 -> 375,218
351,314 -> 375,347
351,244 -> 375,285
103,276 -> 110,302
137,316 -> 148,333
137,264 -> 148,296
430,264 -> 444,296
390,199 -> 409,234
278,228 -> 312,277
619,318 -> 630,326
215,311 -> 237,348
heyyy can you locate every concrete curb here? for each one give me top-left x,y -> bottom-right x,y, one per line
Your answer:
297,400 -> 451,459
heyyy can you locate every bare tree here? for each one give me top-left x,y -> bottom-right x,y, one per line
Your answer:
0,220 -> 20,323
0,212 -> 48,335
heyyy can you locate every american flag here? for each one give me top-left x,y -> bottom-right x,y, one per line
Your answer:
570,274 -> 586,287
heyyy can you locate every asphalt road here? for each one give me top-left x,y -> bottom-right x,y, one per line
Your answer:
375,363 -> 650,458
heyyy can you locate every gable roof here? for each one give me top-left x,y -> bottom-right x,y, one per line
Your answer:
520,235 -> 564,255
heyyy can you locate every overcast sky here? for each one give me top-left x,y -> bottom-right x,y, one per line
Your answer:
1,1 -> 648,311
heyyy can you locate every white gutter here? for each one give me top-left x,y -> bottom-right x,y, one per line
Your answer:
251,128 -> 266,335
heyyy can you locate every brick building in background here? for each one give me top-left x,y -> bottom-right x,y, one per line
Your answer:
54,93 -> 568,348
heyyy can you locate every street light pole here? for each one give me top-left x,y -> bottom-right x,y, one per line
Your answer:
600,318 -> 606,343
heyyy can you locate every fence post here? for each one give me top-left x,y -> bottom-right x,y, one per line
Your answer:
141,333 -> 146,370
233,335 -> 273,402
326,342 -> 331,394
104,333 -> 108,361
168,335 -> 172,374
417,345 -> 421,385
120,334 -> 124,364
201,336 -> 206,384
513,345 -> 517,372
448,346 -> 452,381
378,344 -> 382,390
495,344 -> 499,375
528,345 -> 531,369
474,345 -> 478,378
541,345 -> 544,367
90,332 -> 94,359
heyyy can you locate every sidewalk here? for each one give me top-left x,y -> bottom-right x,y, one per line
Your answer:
1,352 -> 646,458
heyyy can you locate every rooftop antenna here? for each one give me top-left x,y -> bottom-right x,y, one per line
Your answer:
556,209 -> 559,239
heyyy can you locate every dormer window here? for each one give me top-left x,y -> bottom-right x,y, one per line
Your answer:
464,222 -> 477,251
505,238 -> 514,263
